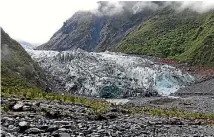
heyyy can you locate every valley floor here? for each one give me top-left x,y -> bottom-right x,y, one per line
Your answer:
129,78 -> 214,114
1,96 -> 214,137
1,62 -> 214,137
2,50 -> 214,137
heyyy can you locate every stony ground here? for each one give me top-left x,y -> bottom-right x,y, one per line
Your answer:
174,78 -> 214,97
1,98 -> 214,137
128,95 -> 214,114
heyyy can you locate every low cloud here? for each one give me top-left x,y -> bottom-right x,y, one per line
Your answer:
132,2 -> 163,14
132,1 -> 214,14
91,1 -> 214,16
175,1 -> 214,13
92,1 -> 125,16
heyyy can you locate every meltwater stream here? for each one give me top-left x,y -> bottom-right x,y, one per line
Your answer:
27,49 -> 195,98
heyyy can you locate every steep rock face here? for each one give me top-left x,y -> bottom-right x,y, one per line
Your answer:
37,12 -> 98,51
36,2 -> 156,52
1,28 -> 50,91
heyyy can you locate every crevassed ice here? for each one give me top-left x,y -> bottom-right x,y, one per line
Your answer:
27,49 -> 59,60
27,49 -> 195,98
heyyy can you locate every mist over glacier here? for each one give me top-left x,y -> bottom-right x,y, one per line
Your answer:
27,49 -> 195,98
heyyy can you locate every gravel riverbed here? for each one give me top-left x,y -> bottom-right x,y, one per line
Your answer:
1,98 -> 214,137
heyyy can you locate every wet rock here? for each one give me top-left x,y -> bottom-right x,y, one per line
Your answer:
13,102 -> 24,111
46,125 -> 59,133
169,118 -> 184,125
57,128 -> 72,133
19,121 -> 28,127
46,110 -> 62,119
105,112 -> 117,119
0,131 -> 15,137
54,121 -> 71,125
37,125 -> 49,130
58,133 -> 71,137
25,128 -> 43,134
95,114 -> 107,121
2,98 -> 214,137
33,101 -> 41,107
51,132 -> 72,137
22,105 -> 31,111
147,121 -> 156,125
7,125 -> 18,132
1,117 -> 14,125
18,121 -> 29,132
193,133 -> 204,137
1,99 -> 8,104
8,125 -> 14,129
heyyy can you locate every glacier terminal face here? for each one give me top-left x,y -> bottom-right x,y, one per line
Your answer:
27,49 -> 195,98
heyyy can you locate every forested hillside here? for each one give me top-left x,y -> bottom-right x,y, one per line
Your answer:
37,2 -> 214,67
1,28 -> 50,91
115,9 -> 214,67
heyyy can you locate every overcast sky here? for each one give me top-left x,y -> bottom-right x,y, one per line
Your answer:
0,0 -> 213,45
0,0 -> 99,45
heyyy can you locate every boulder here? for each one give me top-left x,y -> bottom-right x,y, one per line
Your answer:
13,102 -> 24,111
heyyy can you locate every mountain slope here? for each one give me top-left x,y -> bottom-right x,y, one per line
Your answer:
18,40 -> 37,50
36,2 -> 214,67
114,9 -> 214,67
1,28 -> 50,91
36,2 -> 156,51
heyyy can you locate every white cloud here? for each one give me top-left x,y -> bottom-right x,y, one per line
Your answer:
0,0 -> 214,44
132,1 -> 214,14
92,1 -> 125,16
176,1 -> 214,13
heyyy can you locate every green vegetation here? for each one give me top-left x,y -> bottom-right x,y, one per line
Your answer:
1,86 -> 111,114
114,9 -> 214,67
1,23 -> 214,123
122,104 -> 214,121
1,64 -> 214,120
2,86 -> 214,121
1,28 -> 110,115
1,28 -> 48,91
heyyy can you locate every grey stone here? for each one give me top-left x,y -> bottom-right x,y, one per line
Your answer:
19,121 -> 28,127
57,128 -> 72,133
23,106 -> 31,111
54,121 -> 71,125
25,128 -> 43,134
18,121 -> 29,132
58,133 -> 71,137
46,125 -> 59,132
13,102 -> 24,111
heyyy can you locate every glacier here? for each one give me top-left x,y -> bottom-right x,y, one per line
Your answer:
27,49 -> 195,98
